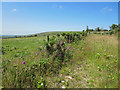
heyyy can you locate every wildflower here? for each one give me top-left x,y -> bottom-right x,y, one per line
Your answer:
22,61 -> 26,65
66,47 -> 70,52
62,85 -> 65,88
67,47 -> 70,50
44,49 -> 46,52
31,69 -> 33,72
41,83 -> 43,86
65,76 -> 72,80
8,60 -> 11,62
65,79 -> 68,82
59,54 -> 61,56
111,55 -> 113,57
97,53 -> 100,55
37,53 -> 39,55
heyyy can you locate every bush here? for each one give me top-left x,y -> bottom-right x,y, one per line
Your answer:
109,31 -> 114,35
57,34 -> 60,37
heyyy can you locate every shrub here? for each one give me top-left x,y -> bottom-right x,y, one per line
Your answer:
57,34 -> 60,37
109,31 -> 114,35
61,33 -> 65,36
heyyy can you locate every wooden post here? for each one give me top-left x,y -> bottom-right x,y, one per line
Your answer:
47,35 -> 49,42
89,32 -> 90,35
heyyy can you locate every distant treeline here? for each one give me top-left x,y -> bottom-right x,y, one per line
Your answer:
2,24 -> 119,39
86,24 -> 120,32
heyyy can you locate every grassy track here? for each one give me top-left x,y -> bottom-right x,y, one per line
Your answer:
47,34 -> 118,88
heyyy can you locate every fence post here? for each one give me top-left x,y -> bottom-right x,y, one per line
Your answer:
47,35 -> 49,42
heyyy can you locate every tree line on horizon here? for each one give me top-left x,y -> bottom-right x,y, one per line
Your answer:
86,24 -> 120,32
2,24 -> 120,39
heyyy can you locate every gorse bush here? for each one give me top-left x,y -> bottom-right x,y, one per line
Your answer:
109,31 -> 114,35
44,35 -> 72,61
60,32 -> 87,43
44,32 -> 87,61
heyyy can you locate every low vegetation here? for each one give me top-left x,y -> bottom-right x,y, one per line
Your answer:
1,24 -> 119,88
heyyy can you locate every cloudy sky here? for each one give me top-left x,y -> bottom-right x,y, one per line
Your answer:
2,2 -> 118,35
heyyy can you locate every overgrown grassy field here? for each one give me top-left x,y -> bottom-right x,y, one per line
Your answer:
1,33 -> 118,88
49,34 -> 118,88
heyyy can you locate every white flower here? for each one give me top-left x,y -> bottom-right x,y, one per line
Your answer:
62,85 -> 65,88
68,76 -> 72,79
111,55 -> 113,57
65,79 -> 68,82
41,83 -> 43,86
61,81 -> 65,83
65,76 -> 72,80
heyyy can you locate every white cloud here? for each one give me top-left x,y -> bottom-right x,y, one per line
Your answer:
59,6 -> 63,8
12,8 -> 17,12
108,9 -> 112,11
101,7 -> 113,13
52,5 -> 63,9
103,7 -> 108,10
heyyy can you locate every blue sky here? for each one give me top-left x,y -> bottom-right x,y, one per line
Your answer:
2,2 -> 118,35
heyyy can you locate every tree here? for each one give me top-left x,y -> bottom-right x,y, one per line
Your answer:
103,29 -> 108,31
96,27 -> 101,32
34,34 -> 37,37
86,26 -> 89,33
110,24 -> 118,30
